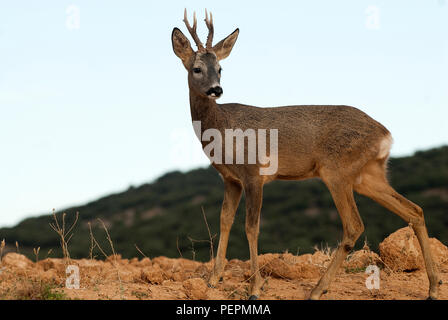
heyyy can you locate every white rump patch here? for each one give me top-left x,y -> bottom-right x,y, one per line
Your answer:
377,134 -> 393,159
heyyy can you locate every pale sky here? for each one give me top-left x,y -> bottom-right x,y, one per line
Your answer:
0,0 -> 447,227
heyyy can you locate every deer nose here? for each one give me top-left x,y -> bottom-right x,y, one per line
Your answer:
207,86 -> 223,97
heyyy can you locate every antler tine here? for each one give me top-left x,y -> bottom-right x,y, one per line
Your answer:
183,8 -> 204,51
204,9 -> 214,49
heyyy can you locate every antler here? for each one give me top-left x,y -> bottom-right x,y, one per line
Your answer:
204,9 -> 214,49
183,9 -> 204,51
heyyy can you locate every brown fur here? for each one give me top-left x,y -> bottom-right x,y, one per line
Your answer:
172,12 -> 441,300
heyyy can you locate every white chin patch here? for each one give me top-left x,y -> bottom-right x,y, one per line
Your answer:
208,94 -> 219,100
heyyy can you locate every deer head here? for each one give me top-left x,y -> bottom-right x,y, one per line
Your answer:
172,9 -> 239,99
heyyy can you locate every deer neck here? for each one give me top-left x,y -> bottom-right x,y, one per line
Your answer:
189,89 -> 225,130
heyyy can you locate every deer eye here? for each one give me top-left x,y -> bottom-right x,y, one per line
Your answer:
218,67 -> 222,74
193,68 -> 202,74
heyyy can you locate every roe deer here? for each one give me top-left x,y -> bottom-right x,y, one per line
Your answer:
171,9 -> 441,300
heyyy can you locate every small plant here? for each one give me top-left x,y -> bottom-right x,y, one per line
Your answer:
131,290 -> 149,300
134,243 -> 148,259
49,209 -> 79,263
0,239 -> 5,263
313,243 -> 335,258
40,283 -> 67,300
88,222 -> 95,259
88,219 -> 125,298
15,279 -> 67,300
201,206 -> 216,262
33,247 -> 40,263
186,207 -> 217,262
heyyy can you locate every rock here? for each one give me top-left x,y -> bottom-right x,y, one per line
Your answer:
379,226 -> 448,272
310,250 -> 333,267
260,255 -> 299,279
294,253 -> 314,264
344,248 -> 382,270
37,258 -> 68,273
1,253 -> 33,269
193,264 -> 210,279
137,257 -> 152,267
295,263 -> 322,279
172,271 -> 186,282
40,269 -> 60,283
257,253 -> 321,280
115,269 -> 135,282
258,253 -> 282,268
225,259 -> 249,277
141,265 -> 166,284
430,238 -> 448,272
76,259 -> 103,272
106,254 -> 123,265
293,251 -> 332,268
182,278 -> 208,299
152,257 -> 201,273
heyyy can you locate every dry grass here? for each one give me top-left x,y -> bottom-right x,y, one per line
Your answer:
134,244 -> 148,259
12,279 -> 66,300
96,218 -> 125,297
0,239 -> 5,264
49,210 -> 79,263
33,247 -> 40,263
185,207 -> 217,262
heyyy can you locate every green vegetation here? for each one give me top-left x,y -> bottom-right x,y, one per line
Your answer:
3,280 -> 67,300
1,146 -> 447,262
38,283 -> 67,300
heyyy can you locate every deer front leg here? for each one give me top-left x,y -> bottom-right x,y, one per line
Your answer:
244,179 -> 264,300
208,179 -> 242,288
309,180 -> 364,300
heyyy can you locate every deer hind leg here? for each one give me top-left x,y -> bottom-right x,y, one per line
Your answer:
243,179 -> 264,300
354,160 -> 441,299
309,177 -> 364,300
208,179 -> 243,287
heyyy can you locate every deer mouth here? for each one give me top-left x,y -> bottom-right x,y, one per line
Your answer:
207,93 -> 221,99
206,87 -> 223,98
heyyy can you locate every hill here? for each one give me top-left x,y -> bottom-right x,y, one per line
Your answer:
1,146 -> 447,261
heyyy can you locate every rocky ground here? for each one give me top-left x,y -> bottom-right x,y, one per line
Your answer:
0,227 -> 447,300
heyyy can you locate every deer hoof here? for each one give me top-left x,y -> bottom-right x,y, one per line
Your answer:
248,295 -> 259,300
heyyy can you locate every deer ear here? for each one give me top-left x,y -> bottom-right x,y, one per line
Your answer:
213,28 -> 239,61
172,28 -> 194,69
